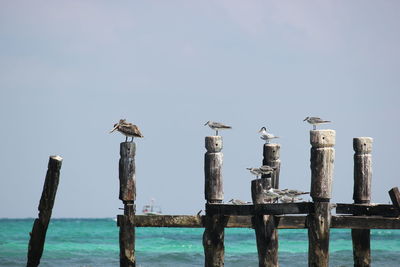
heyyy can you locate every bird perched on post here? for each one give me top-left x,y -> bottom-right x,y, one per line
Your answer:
258,127 -> 279,144
303,117 -> 331,130
110,119 -> 144,142
204,121 -> 232,136
247,165 -> 274,179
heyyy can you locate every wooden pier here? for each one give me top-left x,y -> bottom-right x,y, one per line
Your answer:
115,130 -> 400,267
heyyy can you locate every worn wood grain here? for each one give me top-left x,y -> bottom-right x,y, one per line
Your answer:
262,144 -> 281,189
203,215 -> 228,267
205,202 -> 311,216
352,137 -> 373,267
336,203 -> 399,217
27,156 -> 63,267
204,136 -> 223,203
118,214 -> 135,267
389,187 -> 400,211
353,137 -> 373,203
310,130 -> 335,201
308,202 -> 331,267
251,178 -> 278,267
119,142 -> 136,202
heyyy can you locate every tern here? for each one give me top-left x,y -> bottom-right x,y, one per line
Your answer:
258,127 -> 279,144
247,165 -> 274,179
303,117 -> 331,130
228,199 -> 247,205
110,119 -> 144,142
204,121 -> 232,136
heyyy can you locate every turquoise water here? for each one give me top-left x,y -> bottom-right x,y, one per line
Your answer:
0,218 -> 399,266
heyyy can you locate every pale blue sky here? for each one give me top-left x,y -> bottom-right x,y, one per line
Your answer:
1,1 -> 399,218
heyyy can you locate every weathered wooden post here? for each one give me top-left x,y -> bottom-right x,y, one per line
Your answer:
308,130 -> 335,267
352,137 -> 373,267
203,136 -> 227,267
263,144 -> 281,189
117,142 -> 136,267
27,155 -> 63,267
251,178 -> 279,267
250,143 -> 280,267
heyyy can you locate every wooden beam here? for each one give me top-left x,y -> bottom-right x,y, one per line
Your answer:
332,216 -> 400,229
388,187 -> 400,211
133,215 -> 400,229
205,202 -> 311,216
336,203 -> 399,217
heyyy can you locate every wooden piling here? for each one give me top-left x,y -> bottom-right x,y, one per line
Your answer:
27,155 -> 63,267
388,187 -> 400,211
118,142 -> 136,267
251,179 -> 278,267
263,144 -> 281,189
352,137 -> 373,267
204,136 -> 225,267
308,130 -> 335,267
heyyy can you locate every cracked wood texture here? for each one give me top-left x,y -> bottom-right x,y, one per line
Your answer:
352,137 -> 372,267
262,143 -> 281,189
119,142 -> 136,202
204,136 -> 223,203
204,136 -> 225,266
118,142 -> 136,267
308,130 -> 335,267
27,155 -> 63,267
251,178 -> 278,267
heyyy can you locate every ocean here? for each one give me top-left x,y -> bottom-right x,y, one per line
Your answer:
0,218 -> 399,266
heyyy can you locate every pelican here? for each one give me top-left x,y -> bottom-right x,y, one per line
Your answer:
303,117 -> 331,130
204,121 -> 232,136
258,127 -> 279,144
110,119 -> 144,142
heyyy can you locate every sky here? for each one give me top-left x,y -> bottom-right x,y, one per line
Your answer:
0,1 -> 399,218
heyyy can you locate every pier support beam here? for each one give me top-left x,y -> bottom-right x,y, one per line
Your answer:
352,137 -> 373,267
203,136 -> 226,267
308,130 -> 335,267
118,142 -> 136,267
27,155 -> 63,267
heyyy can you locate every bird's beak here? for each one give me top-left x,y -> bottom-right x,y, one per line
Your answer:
303,118 -> 307,121
204,121 -> 209,126
109,124 -> 119,133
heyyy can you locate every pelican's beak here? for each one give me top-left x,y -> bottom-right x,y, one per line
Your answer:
109,124 -> 119,133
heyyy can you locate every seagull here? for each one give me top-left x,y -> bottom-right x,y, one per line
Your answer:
259,127 -> 279,144
110,119 -> 144,142
303,117 -> 331,130
228,199 -> 247,205
247,165 -> 274,179
281,189 -> 310,196
280,195 -> 303,203
264,188 -> 282,202
204,121 -> 232,136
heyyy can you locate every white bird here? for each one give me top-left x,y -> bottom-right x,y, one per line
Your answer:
281,189 -> 310,196
303,117 -> 331,130
258,127 -> 279,144
247,165 -> 274,179
264,188 -> 282,202
228,199 -> 247,205
204,121 -> 232,136
280,195 -> 303,203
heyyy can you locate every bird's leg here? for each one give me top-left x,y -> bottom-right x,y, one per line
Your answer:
216,130 -> 219,136
131,137 -> 134,142
313,125 -> 316,130
125,136 -> 128,142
